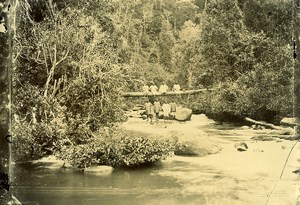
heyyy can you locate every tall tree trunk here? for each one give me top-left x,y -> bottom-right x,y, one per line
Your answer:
294,0 -> 300,137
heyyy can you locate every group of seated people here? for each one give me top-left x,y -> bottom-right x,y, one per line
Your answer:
144,99 -> 177,122
142,83 -> 181,95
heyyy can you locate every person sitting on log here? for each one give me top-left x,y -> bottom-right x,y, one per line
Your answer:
142,83 -> 150,95
150,83 -> 158,95
172,84 -> 181,92
159,83 -> 169,94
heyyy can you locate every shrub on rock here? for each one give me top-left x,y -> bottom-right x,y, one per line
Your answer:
63,129 -> 174,168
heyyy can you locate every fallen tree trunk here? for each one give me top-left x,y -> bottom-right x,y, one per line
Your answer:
244,117 -> 296,137
121,89 -> 214,97
244,117 -> 283,130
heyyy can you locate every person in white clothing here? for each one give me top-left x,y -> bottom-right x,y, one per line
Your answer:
159,83 -> 169,94
142,84 -> 150,94
150,83 -> 158,94
172,84 -> 181,92
161,102 -> 171,120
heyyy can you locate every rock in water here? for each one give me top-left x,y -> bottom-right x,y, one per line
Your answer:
280,117 -> 297,127
279,127 -> 295,135
251,136 -> 276,141
173,131 -> 222,156
84,166 -> 113,175
234,142 -> 248,152
175,108 -> 192,121
292,169 -> 300,175
240,126 -> 250,130
31,155 -> 66,169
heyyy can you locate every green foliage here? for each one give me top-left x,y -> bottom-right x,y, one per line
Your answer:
195,0 -> 245,83
12,86 -> 69,161
62,65 -> 127,128
242,0 -> 293,44
167,1 -> 199,29
188,0 -> 293,122
61,129 -> 174,168
13,1 -> 128,161
158,20 -> 176,68
173,20 -> 201,87
12,116 -> 68,161
121,136 -> 173,167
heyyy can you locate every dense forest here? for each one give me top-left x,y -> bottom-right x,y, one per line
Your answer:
12,0 -> 294,167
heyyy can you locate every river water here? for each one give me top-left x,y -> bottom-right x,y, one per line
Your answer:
11,116 -> 300,205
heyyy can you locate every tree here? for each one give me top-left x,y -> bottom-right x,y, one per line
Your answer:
166,1 -> 198,30
195,0 -> 245,83
191,0 -> 293,122
13,0 -> 128,160
173,20 -> 201,88
242,0 -> 293,45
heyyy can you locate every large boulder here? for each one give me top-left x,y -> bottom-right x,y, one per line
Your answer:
175,108 -> 192,121
280,117 -> 297,127
173,131 -> 222,156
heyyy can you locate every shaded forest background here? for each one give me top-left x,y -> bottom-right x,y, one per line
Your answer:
12,0 -> 294,166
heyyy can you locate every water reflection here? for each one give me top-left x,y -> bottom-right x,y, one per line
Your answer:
12,161 -> 190,205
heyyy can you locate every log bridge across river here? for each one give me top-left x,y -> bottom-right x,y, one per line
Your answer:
121,88 -> 215,97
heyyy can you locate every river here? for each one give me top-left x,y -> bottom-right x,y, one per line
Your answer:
11,115 -> 300,205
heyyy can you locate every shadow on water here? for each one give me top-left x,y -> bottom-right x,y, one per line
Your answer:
12,160 -> 206,205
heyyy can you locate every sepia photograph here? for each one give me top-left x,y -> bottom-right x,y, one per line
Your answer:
0,0 -> 300,204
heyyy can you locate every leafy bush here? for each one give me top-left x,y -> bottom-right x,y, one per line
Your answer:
12,88 -> 69,161
121,137 -> 174,167
61,129 -> 174,168
12,120 -> 68,161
